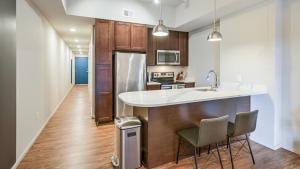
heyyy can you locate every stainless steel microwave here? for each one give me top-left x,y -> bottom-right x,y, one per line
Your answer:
156,50 -> 180,65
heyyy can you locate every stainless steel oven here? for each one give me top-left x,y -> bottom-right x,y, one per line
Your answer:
156,50 -> 180,65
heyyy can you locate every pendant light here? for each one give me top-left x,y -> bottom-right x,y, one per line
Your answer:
153,0 -> 169,37
207,0 -> 223,41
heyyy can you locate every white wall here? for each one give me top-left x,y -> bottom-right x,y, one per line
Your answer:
187,27 -> 220,86
220,0 -> 282,149
88,31 -> 95,118
175,0 -> 266,31
64,0 -> 176,28
16,0 -> 74,163
281,0 -> 300,154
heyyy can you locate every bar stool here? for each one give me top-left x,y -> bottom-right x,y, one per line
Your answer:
176,115 -> 229,169
227,110 -> 259,169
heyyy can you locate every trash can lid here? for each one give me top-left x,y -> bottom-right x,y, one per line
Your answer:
115,116 -> 141,129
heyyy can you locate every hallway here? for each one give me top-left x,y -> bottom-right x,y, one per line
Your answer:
17,86 -> 114,169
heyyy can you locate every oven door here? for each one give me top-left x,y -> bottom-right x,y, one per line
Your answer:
156,50 -> 180,65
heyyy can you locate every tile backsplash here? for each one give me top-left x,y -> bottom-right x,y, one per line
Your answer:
147,66 -> 193,82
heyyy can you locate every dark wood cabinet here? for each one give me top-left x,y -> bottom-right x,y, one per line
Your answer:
115,22 -> 147,51
95,19 -> 114,124
95,20 -> 114,65
147,28 -> 188,66
131,24 -> 147,51
179,32 -> 189,66
114,22 -> 131,50
95,65 -> 112,93
94,19 -> 188,124
147,28 -> 156,66
155,31 -> 179,50
169,31 -> 179,50
146,84 -> 161,90
95,93 -> 113,122
156,36 -> 169,50
185,82 -> 195,88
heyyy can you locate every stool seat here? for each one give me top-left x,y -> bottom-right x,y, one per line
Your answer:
227,110 -> 259,169
176,115 -> 229,169
177,128 -> 199,147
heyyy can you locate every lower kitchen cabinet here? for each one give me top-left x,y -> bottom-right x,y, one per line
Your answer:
95,93 -> 113,123
147,84 -> 161,90
185,82 -> 195,88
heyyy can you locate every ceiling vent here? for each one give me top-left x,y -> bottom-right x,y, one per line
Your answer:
122,9 -> 135,18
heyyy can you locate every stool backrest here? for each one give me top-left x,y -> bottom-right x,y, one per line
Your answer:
233,110 -> 258,136
198,115 -> 229,147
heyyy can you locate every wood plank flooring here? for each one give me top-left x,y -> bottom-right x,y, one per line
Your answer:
18,86 -> 300,169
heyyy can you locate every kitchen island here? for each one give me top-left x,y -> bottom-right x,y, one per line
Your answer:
119,87 -> 267,168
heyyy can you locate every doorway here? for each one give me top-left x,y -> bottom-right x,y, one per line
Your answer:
75,57 -> 88,84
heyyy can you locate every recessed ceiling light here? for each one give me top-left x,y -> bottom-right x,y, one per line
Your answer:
74,39 -> 79,42
70,28 -> 76,32
154,0 -> 160,4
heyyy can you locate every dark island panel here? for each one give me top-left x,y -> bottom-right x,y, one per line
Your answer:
134,96 -> 250,168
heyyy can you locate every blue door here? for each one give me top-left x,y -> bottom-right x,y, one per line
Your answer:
75,57 -> 88,84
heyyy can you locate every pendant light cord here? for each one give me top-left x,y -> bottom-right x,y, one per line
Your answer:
160,0 -> 163,20
213,0 -> 216,31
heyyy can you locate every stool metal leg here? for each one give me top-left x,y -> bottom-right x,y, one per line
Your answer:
208,144 -> 211,154
228,137 -> 235,169
216,143 -> 224,169
194,147 -> 198,169
198,147 -> 201,157
246,134 -> 255,164
227,136 -> 229,149
176,137 -> 181,164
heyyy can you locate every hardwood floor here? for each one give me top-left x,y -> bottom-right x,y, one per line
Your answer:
18,86 -> 300,169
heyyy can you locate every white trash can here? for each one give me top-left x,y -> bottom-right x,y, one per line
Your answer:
112,116 -> 141,169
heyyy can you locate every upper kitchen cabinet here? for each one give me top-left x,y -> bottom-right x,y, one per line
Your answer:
169,31 -> 180,50
147,28 -> 156,66
131,24 -> 147,51
115,21 -> 147,52
155,31 -> 179,50
179,32 -> 189,66
114,22 -> 131,50
147,28 -> 189,66
95,19 -> 114,65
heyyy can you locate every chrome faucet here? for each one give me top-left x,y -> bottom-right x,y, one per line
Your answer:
206,70 -> 219,89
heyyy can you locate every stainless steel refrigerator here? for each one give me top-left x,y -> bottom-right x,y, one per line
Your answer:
114,52 -> 146,117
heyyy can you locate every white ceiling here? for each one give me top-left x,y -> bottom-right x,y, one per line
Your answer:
138,0 -> 184,6
29,0 -> 94,55
28,0 -> 268,55
63,0 -> 267,32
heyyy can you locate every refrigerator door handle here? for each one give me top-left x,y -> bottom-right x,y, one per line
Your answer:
143,62 -> 147,90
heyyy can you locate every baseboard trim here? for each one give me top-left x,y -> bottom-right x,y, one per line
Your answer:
11,85 -> 74,169
75,84 -> 88,86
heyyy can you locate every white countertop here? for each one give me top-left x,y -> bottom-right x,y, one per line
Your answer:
146,82 -> 161,85
119,86 -> 267,107
146,81 -> 195,85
